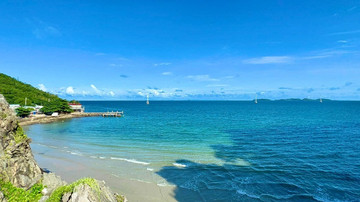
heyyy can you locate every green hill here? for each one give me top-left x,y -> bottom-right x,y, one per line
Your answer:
0,73 -> 71,113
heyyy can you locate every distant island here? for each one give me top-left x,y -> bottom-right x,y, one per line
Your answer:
252,98 -> 332,102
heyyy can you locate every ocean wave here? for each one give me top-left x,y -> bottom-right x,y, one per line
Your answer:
173,163 -> 186,168
99,156 -> 106,159
70,152 -> 83,156
110,157 -> 149,165
157,183 -> 176,187
236,189 -> 260,199
147,168 -> 154,171
130,178 -> 152,184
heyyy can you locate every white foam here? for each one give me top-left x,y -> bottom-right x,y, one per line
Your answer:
49,145 -> 58,149
70,152 -> 83,156
130,178 -> 152,184
157,183 -> 176,187
173,163 -> 186,168
236,189 -> 260,199
90,156 -> 97,159
146,168 -> 154,171
110,157 -> 150,165
99,156 -> 106,159
111,174 -> 120,178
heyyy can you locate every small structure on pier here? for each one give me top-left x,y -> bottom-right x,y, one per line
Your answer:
102,111 -> 124,117
69,103 -> 85,113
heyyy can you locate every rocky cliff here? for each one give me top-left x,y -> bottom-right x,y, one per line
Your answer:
0,94 -> 125,202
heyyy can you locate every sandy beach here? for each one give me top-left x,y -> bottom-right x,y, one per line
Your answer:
19,112 -> 102,126
32,148 -> 177,202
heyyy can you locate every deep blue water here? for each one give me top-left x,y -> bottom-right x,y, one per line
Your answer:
26,101 -> 360,201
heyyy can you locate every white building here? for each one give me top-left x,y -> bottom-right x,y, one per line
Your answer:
68,103 -> 85,113
9,104 -> 20,111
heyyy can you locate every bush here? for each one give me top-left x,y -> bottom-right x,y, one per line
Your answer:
15,107 -> 33,118
0,180 -> 43,202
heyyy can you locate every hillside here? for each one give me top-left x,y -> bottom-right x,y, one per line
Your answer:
0,73 -> 64,106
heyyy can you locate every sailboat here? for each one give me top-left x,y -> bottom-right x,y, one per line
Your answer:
146,95 -> 149,105
255,94 -> 258,104
320,98 -> 323,103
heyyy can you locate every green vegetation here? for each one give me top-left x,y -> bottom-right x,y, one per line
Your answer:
47,178 -> 100,202
0,180 -> 43,202
115,194 -> 126,202
0,73 -> 72,114
15,107 -> 33,117
69,100 -> 80,104
41,100 -> 73,115
14,125 -> 28,144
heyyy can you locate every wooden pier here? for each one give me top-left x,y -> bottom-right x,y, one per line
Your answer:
102,111 -> 124,117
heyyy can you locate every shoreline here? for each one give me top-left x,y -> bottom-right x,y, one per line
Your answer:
19,112 -> 102,126
28,141 -> 176,202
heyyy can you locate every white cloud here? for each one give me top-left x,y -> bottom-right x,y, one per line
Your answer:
109,91 -> 115,96
206,84 -> 228,87
91,84 -> 102,94
337,40 -> 348,43
243,56 -> 293,64
154,62 -> 171,66
187,75 -> 220,82
33,26 -> 61,39
66,86 -> 75,95
329,29 -> 360,36
109,63 -> 123,67
38,84 -> 47,91
303,50 -> 352,60
162,72 -> 173,75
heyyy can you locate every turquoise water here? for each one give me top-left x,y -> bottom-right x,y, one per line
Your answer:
26,101 -> 360,201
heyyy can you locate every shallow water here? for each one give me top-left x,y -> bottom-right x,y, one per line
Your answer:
25,101 -> 360,201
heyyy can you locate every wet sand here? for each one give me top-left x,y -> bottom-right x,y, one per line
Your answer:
32,149 -> 177,202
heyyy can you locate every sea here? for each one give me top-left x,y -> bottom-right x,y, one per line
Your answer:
24,101 -> 360,201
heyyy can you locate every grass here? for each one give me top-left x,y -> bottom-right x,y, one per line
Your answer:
0,180 -> 43,202
115,194 -> 126,202
47,178 -> 100,202
14,125 -> 28,144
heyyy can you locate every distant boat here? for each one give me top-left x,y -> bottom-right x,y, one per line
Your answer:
320,98 -> 323,103
146,95 -> 149,105
255,94 -> 258,104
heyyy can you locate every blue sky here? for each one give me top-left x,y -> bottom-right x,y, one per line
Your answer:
0,0 -> 360,100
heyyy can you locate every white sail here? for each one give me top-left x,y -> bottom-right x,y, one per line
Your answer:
146,95 -> 149,105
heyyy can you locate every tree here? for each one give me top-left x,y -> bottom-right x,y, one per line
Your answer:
40,99 -> 72,115
16,107 -> 33,118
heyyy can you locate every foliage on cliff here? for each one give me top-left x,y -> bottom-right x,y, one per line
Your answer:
0,73 -> 71,113
47,178 -> 100,201
0,180 -> 43,202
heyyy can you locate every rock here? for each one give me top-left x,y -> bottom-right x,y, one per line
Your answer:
0,191 -> 7,202
61,180 -> 120,202
0,94 -> 126,201
42,172 -> 67,196
39,195 -> 49,202
0,94 -> 42,189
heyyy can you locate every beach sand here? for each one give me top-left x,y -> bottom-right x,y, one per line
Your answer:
33,149 -> 177,202
19,112 -> 102,126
